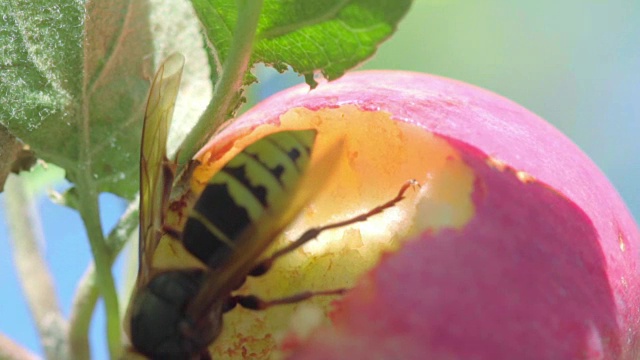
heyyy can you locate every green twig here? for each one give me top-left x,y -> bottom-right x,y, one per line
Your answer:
68,200 -> 138,359
4,175 -> 68,360
67,264 -> 97,360
74,171 -> 121,358
177,0 -> 264,166
77,25 -> 126,353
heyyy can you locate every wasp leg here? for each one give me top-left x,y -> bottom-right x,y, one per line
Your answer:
250,179 -> 420,277
228,288 -> 348,311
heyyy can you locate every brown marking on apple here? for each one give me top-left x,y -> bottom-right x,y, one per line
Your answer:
194,71 -> 639,359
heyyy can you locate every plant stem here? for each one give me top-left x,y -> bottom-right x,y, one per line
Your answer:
177,0 -> 264,166
77,21 -> 127,352
68,201 -> 138,359
0,333 -> 38,360
74,171 -> 122,359
4,175 -> 68,360
67,264 -> 96,360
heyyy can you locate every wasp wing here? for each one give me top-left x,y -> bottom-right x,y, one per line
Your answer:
187,131 -> 345,318
139,53 -> 184,285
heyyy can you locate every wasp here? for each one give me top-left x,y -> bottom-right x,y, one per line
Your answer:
126,54 -> 417,359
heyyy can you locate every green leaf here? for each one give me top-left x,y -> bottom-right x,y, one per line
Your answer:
1,0 -> 153,199
192,0 -> 413,88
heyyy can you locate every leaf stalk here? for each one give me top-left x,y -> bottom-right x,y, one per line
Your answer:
68,201 -> 138,359
176,0 -> 264,166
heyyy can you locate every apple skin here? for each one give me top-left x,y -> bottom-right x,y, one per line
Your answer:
216,71 -> 640,359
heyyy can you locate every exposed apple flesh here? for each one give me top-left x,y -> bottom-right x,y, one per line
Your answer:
193,71 -> 639,359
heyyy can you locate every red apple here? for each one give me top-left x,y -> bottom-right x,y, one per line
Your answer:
195,71 -> 640,359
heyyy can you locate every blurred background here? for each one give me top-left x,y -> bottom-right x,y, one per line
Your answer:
1,1 -> 638,359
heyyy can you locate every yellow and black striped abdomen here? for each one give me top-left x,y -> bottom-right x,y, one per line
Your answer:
182,130 -> 317,268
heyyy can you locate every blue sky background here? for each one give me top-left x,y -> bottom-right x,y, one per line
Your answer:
1,2 -> 638,359
0,191 -> 127,360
